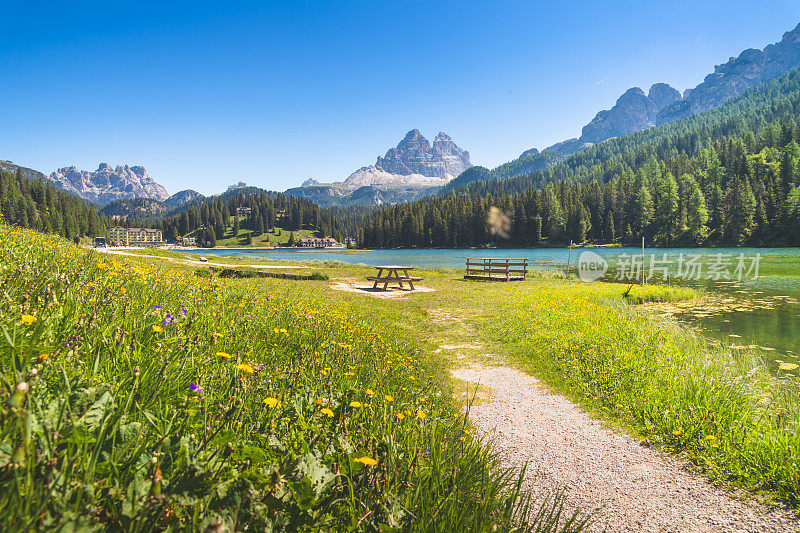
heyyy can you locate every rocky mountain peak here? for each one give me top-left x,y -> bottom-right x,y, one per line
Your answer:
374,129 -> 470,179
48,164 -> 169,205
648,83 -> 682,111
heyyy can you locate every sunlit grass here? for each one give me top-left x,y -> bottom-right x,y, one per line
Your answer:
0,224 -> 586,531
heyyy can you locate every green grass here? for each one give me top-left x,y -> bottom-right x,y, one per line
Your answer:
0,225 -> 586,531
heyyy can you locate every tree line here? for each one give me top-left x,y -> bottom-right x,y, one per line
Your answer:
361,119 -> 800,248
0,166 -> 107,240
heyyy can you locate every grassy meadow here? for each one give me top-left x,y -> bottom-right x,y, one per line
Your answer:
2,224 -> 799,531
0,224 -> 588,532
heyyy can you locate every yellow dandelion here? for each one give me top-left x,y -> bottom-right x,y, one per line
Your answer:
38,353 -> 50,361
21,315 -> 36,325
349,401 -> 362,408
396,413 -> 405,420
672,429 -> 682,436
314,399 -> 322,405
216,352 -> 231,359
237,363 -> 254,374
385,395 -> 394,402
416,410 -> 426,420
365,389 -> 375,396
354,456 -> 377,466
705,435 -> 716,440
152,325 -> 163,333
263,397 -> 280,408
320,408 -> 334,417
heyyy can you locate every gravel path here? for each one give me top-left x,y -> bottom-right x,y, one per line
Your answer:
452,364 -> 799,532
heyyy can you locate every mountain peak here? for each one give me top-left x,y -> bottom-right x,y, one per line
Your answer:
49,163 -> 169,204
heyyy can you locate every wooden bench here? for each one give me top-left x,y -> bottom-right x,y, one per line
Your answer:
464,258 -> 528,281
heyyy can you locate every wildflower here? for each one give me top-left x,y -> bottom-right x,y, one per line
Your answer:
321,408 -> 334,417
615,403 -> 623,409
417,410 -> 426,419
188,383 -> 203,394
163,313 -> 175,325
152,325 -> 163,333
705,435 -> 717,440
216,352 -> 232,359
365,389 -> 375,396
314,399 -> 322,405
237,363 -> 254,374
396,413 -> 405,420
672,429 -> 682,436
133,366 -> 140,378
16,382 -> 28,393
153,305 -> 162,310
38,353 -> 50,362
212,332 -> 223,338
21,314 -> 36,325
385,395 -> 394,402
349,401 -> 362,408
97,262 -> 106,270
354,456 -> 377,466
263,397 -> 280,408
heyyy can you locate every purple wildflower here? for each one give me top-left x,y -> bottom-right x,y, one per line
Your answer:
180,308 -> 188,317
163,313 -> 175,325
188,383 -> 202,394
153,305 -> 162,310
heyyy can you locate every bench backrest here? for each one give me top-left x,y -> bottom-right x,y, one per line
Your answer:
465,258 -> 528,274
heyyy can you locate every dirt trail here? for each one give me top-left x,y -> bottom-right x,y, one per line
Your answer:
95,248 -> 306,269
452,363 -> 798,532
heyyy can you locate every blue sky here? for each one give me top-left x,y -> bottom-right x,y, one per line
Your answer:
2,1 -> 800,195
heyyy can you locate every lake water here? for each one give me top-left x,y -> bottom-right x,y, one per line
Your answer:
187,246 -> 800,374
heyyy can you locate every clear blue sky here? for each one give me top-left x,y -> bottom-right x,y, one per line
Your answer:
2,1 -> 799,196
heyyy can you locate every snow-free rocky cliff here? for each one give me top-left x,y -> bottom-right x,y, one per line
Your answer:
49,163 -> 169,205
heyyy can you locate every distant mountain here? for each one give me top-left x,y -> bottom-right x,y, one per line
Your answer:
539,22 -> 800,158
226,181 -> 248,192
165,189 -> 204,207
0,160 -> 49,183
48,163 -> 169,205
287,129 -> 472,206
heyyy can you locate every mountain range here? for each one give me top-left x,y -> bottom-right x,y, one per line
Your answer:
519,22 -> 800,162
285,129 -> 471,206
4,22 -> 800,212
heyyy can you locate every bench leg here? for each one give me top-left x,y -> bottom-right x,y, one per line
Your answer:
383,282 -> 389,290
372,280 -> 379,289
409,280 -> 415,290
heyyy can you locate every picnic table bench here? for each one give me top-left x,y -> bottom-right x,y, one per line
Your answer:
465,257 -> 528,281
366,265 -> 423,290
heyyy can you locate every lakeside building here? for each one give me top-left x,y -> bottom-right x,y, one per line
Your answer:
175,236 -> 197,246
297,237 -> 339,248
108,226 -> 164,246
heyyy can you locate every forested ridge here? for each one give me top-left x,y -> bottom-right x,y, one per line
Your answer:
0,166 -> 107,239
360,68 -> 800,248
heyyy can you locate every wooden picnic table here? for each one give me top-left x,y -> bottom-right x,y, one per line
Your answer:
366,265 -> 423,291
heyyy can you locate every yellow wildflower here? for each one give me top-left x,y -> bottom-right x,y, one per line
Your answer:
354,456 -> 377,466
365,389 -> 375,396
237,363 -> 254,374
152,325 -> 163,333
705,435 -> 717,440
216,352 -> 231,359
349,401 -> 362,408
417,410 -> 426,419
321,408 -> 334,417
385,395 -> 394,402
21,314 -> 36,325
314,399 -> 323,405
672,429 -> 682,436
396,413 -> 405,420
263,397 -> 280,408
